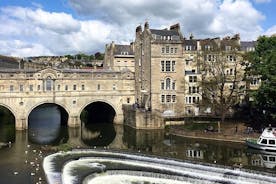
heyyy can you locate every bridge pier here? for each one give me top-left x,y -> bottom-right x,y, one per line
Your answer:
68,116 -> 81,127
15,118 -> 27,130
114,114 -> 124,124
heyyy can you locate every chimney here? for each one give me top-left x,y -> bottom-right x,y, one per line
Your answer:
170,23 -> 180,31
144,21 -> 149,30
190,33 -> 194,40
136,25 -> 142,33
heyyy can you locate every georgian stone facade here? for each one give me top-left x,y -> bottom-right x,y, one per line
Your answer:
0,22 -> 258,130
0,67 -> 135,130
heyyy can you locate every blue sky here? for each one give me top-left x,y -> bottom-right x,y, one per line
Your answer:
0,0 -> 275,57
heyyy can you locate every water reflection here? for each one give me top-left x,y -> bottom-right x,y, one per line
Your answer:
0,107 -> 15,144
28,105 -> 68,145
81,123 -> 116,146
123,126 -> 164,152
1,109 -> 276,184
247,149 -> 276,170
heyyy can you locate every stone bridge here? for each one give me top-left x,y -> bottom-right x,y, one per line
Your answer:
0,68 -> 135,130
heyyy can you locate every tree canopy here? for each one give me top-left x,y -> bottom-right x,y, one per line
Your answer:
245,36 -> 276,123
200,50 -> 245,124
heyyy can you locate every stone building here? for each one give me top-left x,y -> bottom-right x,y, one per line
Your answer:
104,42 -> 135,72
116,22 -> 256,117
134,22 -> 185,117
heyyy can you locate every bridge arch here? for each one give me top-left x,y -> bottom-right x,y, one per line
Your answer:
27,102 -> 69,145
27,101 -> 70,120
79,100 -> 117,124
0,103 -> 16,140
0,103 -> 16,119
27,102 -> 70,127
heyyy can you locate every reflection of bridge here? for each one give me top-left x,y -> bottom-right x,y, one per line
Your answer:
0,68 -> 135,130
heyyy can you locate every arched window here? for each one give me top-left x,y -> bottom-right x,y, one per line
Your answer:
166,78 -> 171,90
46,77 -> 53,91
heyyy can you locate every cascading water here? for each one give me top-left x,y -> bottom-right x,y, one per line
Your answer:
43,149 -> 276,184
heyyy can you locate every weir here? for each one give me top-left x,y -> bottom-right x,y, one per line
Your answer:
43,149 -> 276,184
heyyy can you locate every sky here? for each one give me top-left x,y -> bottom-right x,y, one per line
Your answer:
0,0 -> 275,57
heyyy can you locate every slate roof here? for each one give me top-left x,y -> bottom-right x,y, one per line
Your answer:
184,39 -> 197,46
240,41 -> 256,51
150,29 -> 179,36
240,41 -> 256,48
114,45 -> 134,55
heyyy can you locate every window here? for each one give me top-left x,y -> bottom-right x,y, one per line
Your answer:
189,76 -> 197,83
174,48 -> 178,53
97,84 -> 100,90
113,84 -> 116,90
10,85 -> 14,92
269,140 -> 275,145
166,61 -> 171,71
161,95 -> 165,103
162,60 -> 175,72
57,85 -> 61,91
207,54 -> 215,62
20,85 -> 23,92
46,77 -> 53,91
189,86 -> 199,93
127,98 -> 130,103
205,45 -> 211,50
166,46 -> 169,53
29,85 -> 33,91
269,157 -> 276,162
166,78 -> 171,90
172,81 -> 175,90
73,85 -> 77,90
227,55 -> 236,62
225,46 -> 231,51
251,78 -> 259,85
171,47 -> 174,53
161,47 -> 165,53
37,85 -> 40,91
230,68 -> 233,75
172,95 -> 176,103
161,81 -> 164,90
161,61 -> 165,72
185,45 -> 192,51
261,139 -> 267,144
82,85 -> 85,90
65,85 -> 68,91
166,95 -> 171,103
172,61 -> 175,72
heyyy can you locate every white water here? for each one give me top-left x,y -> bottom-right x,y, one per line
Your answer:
43,150 -> 276,184
86,174 -> 189,184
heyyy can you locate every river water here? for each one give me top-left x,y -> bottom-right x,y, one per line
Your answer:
0,105 -> 275,184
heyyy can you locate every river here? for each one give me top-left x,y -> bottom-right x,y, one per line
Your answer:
0,105 -> 275,184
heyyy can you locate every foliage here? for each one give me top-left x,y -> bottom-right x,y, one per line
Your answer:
245,36 -> 276,123
200,50 -> 245,123
94,52 -> 104,60
64,53 -> 103,60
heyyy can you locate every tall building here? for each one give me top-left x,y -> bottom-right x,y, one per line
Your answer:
104,22 -> 257,118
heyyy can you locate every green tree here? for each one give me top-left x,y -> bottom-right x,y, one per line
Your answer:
94,52 -> 104,60
200,49 -> 245,131
245,36 -> 276,124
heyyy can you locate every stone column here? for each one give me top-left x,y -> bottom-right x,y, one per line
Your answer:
68,116 -> 81,127
15,118 -> 27,130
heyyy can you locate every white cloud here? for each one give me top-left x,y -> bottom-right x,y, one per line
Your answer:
264,25 -> 276,36
0,6 -> 115,57
0,1 -> 269,57
69,0 -> 265,40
